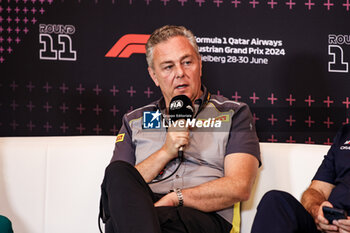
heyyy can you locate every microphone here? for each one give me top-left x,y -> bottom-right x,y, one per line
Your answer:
168,95 -> 194,161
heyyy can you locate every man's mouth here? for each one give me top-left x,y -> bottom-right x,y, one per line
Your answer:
175,84 -> 188,89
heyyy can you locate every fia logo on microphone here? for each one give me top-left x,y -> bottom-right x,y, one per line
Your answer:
170,100 -> 183,110
143,110 -> 162,129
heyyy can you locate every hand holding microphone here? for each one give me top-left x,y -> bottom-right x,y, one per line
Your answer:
166,95 -> 194,161
150,95 -> 194,184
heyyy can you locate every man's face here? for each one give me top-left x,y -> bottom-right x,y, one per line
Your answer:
148,36 -> 202,107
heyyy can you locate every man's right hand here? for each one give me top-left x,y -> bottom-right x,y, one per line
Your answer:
135,124 -> 189,183
301,181 -> 337,232
334,217 -> 350,233
162,125 -> 189,159
315,201 -> 339,232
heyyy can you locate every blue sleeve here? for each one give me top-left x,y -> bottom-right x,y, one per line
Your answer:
110,114 -> 136,165
312,148 -> 336,184
312,127 -> 344,184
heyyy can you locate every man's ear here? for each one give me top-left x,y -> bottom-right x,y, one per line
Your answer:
148,67 -> 159,87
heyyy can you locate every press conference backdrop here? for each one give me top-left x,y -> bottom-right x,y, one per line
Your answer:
1,0 -> 349,144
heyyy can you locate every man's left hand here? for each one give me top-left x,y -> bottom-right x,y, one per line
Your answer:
154,192 -> 178,207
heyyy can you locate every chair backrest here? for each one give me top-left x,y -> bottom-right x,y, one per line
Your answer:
0,136 -> 114,233
0,137 -> 331,233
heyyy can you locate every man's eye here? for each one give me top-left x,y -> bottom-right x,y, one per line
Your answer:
183,61 -> 192,65
164,65 -> 173,70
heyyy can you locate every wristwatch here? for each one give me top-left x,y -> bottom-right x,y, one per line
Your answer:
174,188 -> 184,206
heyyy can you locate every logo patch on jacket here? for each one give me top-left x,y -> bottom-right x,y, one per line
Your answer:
116,133 -> 125,143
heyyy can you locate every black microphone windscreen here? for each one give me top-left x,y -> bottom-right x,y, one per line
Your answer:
169,95 -> 194,121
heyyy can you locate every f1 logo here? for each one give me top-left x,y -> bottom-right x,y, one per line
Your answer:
105,34 -> 150,58
143,110 -> 162,129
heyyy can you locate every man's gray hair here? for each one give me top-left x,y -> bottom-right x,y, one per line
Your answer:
145,25 -> 200,68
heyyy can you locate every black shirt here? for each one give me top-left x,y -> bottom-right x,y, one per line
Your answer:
313,124 -> 350,214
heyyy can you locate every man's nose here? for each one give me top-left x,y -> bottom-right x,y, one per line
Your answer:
175,64 -> 185,78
